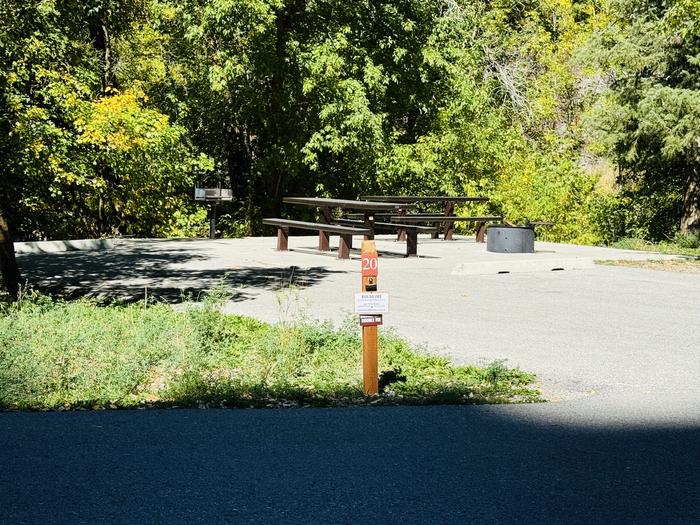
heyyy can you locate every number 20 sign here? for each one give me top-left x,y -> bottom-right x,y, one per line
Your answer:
361,252 -> 378,277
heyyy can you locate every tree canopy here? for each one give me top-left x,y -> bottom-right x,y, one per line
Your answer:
589,0 -> 700,236
1,0 -> 699,297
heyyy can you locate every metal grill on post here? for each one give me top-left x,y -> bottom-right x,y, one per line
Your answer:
194,185 -> 233,239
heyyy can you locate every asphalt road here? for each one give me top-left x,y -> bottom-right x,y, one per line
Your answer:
2,405 -> 698,525
9,237 -> 700,523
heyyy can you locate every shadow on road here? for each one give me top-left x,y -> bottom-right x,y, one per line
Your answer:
0,405 -> 697,524
17,241 -> 345,303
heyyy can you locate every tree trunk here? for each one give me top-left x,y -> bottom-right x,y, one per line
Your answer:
681,166 -> 700,234
263,0 -> 306,217
0,201 -> 21,299
226,121 -> 252,205
90,11 -> 117,94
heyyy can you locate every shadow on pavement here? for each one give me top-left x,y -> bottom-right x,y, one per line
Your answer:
0,405 -> 697,524
17,242 -> 345,303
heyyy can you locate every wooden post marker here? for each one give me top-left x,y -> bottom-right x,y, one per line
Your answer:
360,240 -> 379,395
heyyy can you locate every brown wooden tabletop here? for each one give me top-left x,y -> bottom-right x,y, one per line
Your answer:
361,195 -> 489,203
386,215 -> 501,222
283,197 -> 413,211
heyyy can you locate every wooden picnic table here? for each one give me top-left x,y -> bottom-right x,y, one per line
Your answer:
283,197 -> 413,251
361,195 -> 490,240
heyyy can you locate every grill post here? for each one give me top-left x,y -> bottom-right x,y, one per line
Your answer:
209,203 -> 218,239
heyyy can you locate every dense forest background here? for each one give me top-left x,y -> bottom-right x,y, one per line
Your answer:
1,0 -> 699,249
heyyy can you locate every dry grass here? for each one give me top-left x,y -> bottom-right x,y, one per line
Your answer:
596,259 -> 700,274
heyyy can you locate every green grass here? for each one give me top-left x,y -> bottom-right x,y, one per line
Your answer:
0,294 -> 540,410
611,232 -> 700,257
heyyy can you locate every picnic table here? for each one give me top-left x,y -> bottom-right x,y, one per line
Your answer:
361,195 -> 496,241
262,197 -> 416,259
283,196 -> 411,244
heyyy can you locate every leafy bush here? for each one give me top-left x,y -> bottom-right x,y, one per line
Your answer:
166,208 -> 210,238
490,147 -> 605,244
671,231 -> 700,250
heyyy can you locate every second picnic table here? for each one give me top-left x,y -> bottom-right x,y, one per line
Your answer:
361,195 -> 497,241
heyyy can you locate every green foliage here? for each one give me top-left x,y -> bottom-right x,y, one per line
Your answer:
167,208 -> 210,238
0,0 -> 209,241
493,146 -> 601,243
0,295 -> 539,409
374,0 -> 612,243
171,0 -> 451,223
611,235 -> 700,256
0,296 -> 183,408
71,89 -> 201,237
588,187 -> 683,242
1,0 -> 696,248
671,231 -> 700,250
587,0 -> 700,234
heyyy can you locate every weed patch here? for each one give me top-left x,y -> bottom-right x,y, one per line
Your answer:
611,237 -> 700,257
0,295 -> 540,410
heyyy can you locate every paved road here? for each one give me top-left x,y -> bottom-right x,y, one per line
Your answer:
9,237 -> 700,523
1,406 -> 698,524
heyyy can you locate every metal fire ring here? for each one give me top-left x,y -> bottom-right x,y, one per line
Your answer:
486,224 -> 535,253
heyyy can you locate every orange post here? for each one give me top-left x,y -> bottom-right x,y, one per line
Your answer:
361,240 -> 379,395
362,324 -> 379,395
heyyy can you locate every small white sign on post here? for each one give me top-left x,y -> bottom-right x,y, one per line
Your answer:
354,292 -> 390,314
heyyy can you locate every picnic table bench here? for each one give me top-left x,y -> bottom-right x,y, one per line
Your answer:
387,215 -> 503,243
262,218 -> 370,259
334,219 -> 437,257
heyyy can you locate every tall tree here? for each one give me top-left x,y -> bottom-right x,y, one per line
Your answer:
590,0 -> 700,234
0,0 -> 200,298
0,0 -> 88,296
171,0 -> 446,228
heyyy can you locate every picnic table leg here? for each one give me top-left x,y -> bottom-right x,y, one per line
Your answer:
431,222 -> 440,239
443,201 -> 455,240
406,229 -> 418,257
475,221 -> 486,243
363,212 -> 375,240
338,234 -> 352,259
318,206 -> 332,251
396,207 -> 407,242
276,227 -> 289,251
